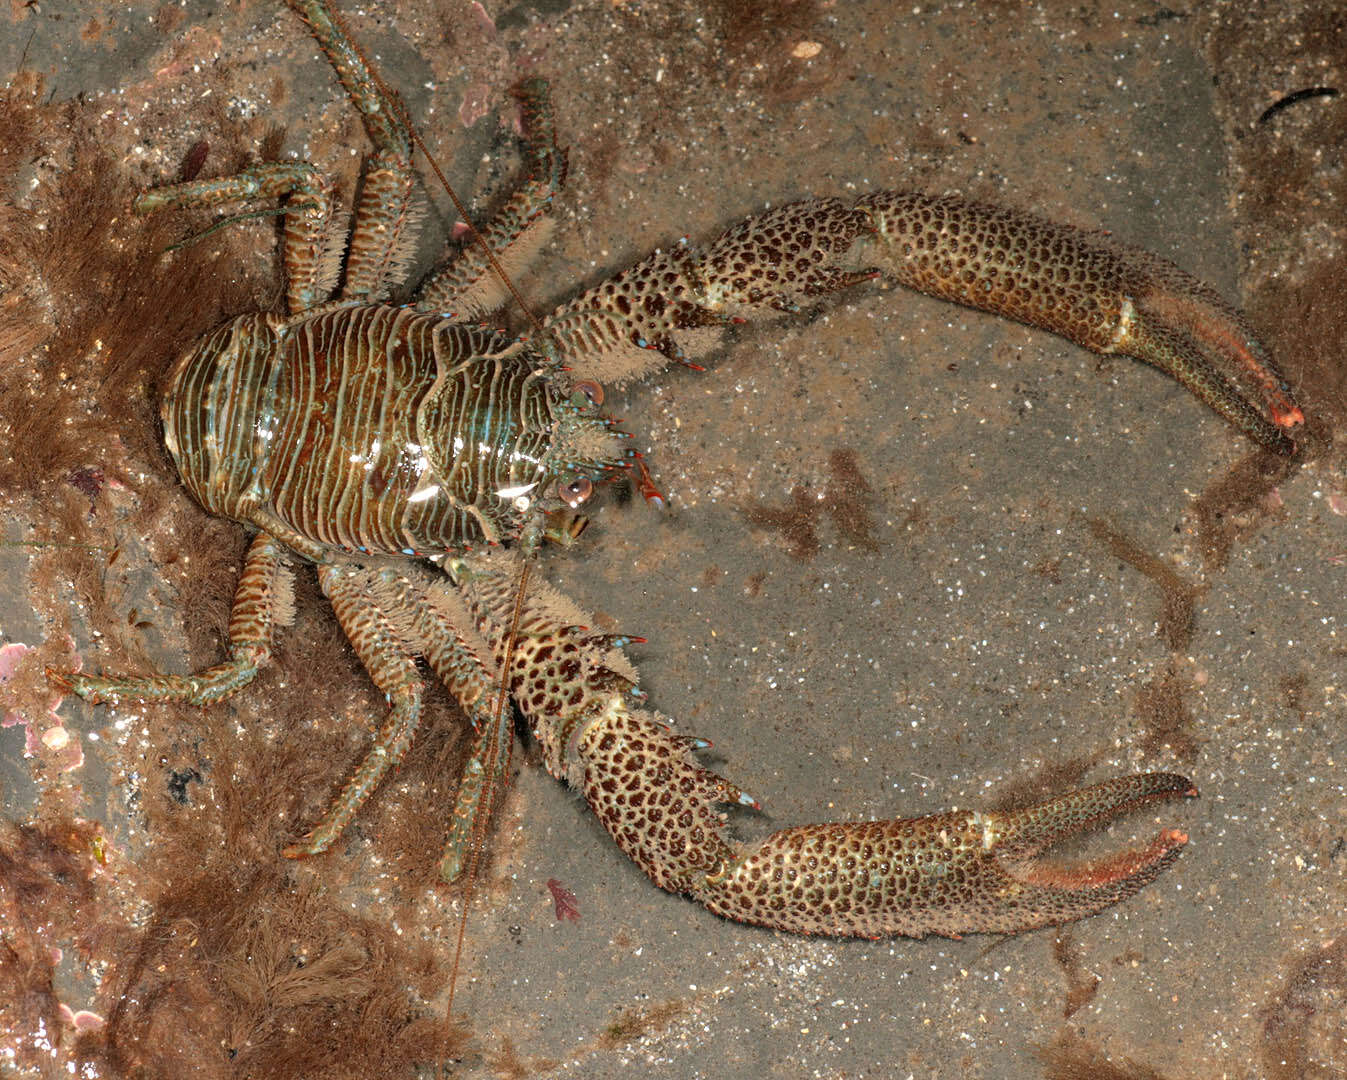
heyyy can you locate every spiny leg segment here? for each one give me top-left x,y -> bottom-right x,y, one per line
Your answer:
281,563 -> 511,865
135,0 -> 426,311
284,0 -> 419,302
134,164 -> 338,315
416,79 -> 569,321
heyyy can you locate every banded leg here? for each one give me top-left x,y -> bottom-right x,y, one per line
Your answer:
416,80 -> 570,321
282,562 -> 425,858
366,570 -> 520,881
55,532 -> 295,707
279,563 -> 520,872
543,190 -> 1302,454
284,0 -> 418,301
134,163 -> 337,315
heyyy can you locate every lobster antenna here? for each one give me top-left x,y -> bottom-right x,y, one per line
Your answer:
166,203 -> 317,252
325,2 -> 549,338
321,0 -> 571,1005
444,557 -> 531,1022
319,3 -> 552,1034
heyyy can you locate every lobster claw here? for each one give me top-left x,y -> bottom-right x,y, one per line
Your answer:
692,771 -> 1196,939
944,772 -> 1196,937
451,552 -> 1198,940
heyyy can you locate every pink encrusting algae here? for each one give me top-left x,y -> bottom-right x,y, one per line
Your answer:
1,640 -> 84,773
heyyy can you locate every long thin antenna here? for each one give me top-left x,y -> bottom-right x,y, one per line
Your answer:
444,557 -> 531,1022
323,5 -> 558,1037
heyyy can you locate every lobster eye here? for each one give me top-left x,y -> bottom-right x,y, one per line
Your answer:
558,476 -> 594,509
571,379 -> 604,409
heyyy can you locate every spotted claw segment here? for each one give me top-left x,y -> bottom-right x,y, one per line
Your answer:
695,773 -> 1193,938
451,551 -> 1194,938
545,190 -> 1301,455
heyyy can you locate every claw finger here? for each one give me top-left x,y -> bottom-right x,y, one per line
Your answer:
1123,310 -> 1299,456
1014,827 -> 1189,892
987,824 -> 1191,935
1132,282 -> 1304,431
991,771 -> 1196,860
980,773 -> 1196,933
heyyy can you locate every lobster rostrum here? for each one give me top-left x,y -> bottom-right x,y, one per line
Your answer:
56,0 -> 1306,940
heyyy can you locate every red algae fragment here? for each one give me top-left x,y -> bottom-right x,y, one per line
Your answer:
547,878 -> 580,922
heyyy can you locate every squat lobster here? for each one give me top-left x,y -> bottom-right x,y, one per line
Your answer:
55,0 -> 1307,940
